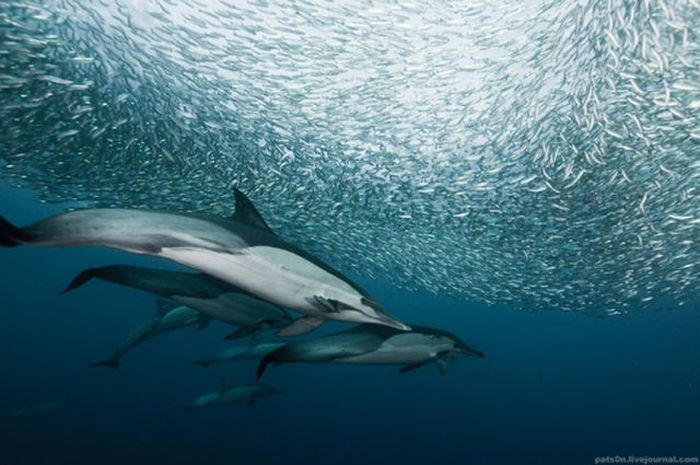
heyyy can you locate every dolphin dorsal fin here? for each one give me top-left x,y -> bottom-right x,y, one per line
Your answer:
155,299 -> 178,315
232,189 -> 274,234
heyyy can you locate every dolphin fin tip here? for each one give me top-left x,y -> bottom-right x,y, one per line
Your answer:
231,189 -> 274,234
62,266 -> 111,294
192,360 -> 210,368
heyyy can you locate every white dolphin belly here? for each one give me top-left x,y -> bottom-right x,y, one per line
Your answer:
160,245 -> 363,316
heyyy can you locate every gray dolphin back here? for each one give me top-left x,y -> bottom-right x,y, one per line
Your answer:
256,326 -> 393,379
63,264 -> 233,298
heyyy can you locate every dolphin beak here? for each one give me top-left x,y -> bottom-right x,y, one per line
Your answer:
458,345 -> 485,358
378,316 -> 411,331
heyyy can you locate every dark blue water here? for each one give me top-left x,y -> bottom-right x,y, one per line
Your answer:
0,184 -> 698,465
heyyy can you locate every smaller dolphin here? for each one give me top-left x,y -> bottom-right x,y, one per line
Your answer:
179,379 -> 283,409
257,324 -> 484,379
91,300 -> 206,368
194,342 -> 286,368
64,264 -> 293,339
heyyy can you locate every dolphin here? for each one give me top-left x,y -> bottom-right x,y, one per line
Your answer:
64,264 -> 293,339
194,342 -> 286,368
179,380 -> 283,409
90,300 -> 207,368
0,189 -> 409,335
257,324 -> 484,379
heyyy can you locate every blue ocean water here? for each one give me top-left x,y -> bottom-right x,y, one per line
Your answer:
0,184 -> 698,465
1,1 -> 700,463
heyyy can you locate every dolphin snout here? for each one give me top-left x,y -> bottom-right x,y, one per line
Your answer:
379,316 -> 411,332
457,344 -> 485,358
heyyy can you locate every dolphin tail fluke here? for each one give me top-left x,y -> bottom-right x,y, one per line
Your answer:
0,216 -> 29,247
62,269 -> 99,294
89,357 -> 120,368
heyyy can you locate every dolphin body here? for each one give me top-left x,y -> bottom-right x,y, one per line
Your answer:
194,342 -> 286,368
65,264 -> 293,339
91,300 -> 207,368
0,189 -> 409,335
257,324 -> 484,379
180,381 -> 283,409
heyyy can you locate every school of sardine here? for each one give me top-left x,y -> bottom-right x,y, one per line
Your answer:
1,0 -> 698,314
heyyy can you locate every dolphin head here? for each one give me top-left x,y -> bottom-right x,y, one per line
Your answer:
413,326 -> 485,359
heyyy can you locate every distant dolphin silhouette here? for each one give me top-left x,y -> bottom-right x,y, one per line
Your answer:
0,189 -> 409,335
90,300 -> 207,368
194,342 -> 285,368
179,380 -> 283,409
257,324 -> 484,379
65,264 -> 293,339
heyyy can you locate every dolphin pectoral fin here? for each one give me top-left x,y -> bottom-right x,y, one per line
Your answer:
436,357 -> 449,376
224,327 -> 256,340
196,315 -> 212,331
306,295 -> 336,312
246,396 -> 259,407
276,316 -> 324,337
399,360 -> 431,374
256,359 -> 269,380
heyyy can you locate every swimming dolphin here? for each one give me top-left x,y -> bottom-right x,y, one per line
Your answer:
179,380 -> 283,409
194,342 -> 286,368
91,300 -> 207,368
0,189 -> 409,335
64,264 -> 293,339
257,324 -> 484,379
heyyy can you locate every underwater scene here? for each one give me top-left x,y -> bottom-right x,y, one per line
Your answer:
0,1 -> 699,464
